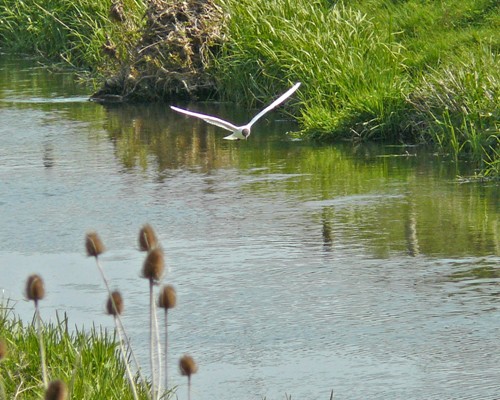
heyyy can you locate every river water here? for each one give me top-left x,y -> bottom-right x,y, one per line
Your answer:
0,55 -> 499,400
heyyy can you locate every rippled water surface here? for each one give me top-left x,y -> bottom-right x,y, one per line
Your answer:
1,56 -> 499,400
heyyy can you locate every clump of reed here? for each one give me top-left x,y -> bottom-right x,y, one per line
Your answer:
408,46 -> 499,175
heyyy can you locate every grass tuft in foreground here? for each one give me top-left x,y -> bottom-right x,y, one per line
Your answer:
0,302 -> 150,399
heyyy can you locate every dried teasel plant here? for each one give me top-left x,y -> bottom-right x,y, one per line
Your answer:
158,285 -> 176,389
105,291 -> 139,400
142,248 -> 165,282
86,231 -> 114,322
158,285 -> 176,310
85,231 -> 147,393
138,223 -> 159,252
44,380 -> 68,400
142,247 -> 165,399
25,274 -> 48,389
25,274 -> 45,303
179,354 -> 198,376
85,231 -> 113,296
106,291 -> 124,316
85,231 -> 105,258
179,354 -> 198,400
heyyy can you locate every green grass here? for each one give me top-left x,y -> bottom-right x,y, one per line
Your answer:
408,45 -> 499,169
0,302 -> 150,399
214,0 -> 409,141
0,0 -> 144,70
214,0 -> 499,176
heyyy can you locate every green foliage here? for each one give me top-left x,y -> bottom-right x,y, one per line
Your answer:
215,0 -> 409,140
216,0 -> 499,175
409,47 -> 499,171
0,0 -> 498,175
0,305 -> 150,399
0,0 -> 144,70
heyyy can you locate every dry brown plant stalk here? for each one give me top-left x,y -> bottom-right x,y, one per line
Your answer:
158,285 -> 176,389
25,274 -> 48,389
179,354 -> 198,400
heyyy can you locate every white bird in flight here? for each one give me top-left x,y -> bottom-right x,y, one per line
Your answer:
170,82 -> 301,140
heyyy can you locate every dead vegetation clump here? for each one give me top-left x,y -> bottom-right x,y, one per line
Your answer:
92,0 -> 226,103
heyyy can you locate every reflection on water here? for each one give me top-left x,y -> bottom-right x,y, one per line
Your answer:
0,55 -> 499,399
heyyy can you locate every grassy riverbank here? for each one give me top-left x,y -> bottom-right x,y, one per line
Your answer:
0,0 -> 498,176
0,303 -> 149,399
215,0 -> 499,176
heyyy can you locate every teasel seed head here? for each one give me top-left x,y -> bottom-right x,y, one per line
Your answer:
179,354 -> 198,377
142,248 -> 165,282
44,380 -> 68,400
158,285 -> 176,309
0,339 -> 7,361
138,223 -> 158,252
106,291 -> 124,316
85,231 -> 105,258
25,274 -> 45,302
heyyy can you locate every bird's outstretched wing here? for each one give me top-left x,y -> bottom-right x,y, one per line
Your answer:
223,133 -> 240,141
248,82 -> 301,128
170,106 -> 238,133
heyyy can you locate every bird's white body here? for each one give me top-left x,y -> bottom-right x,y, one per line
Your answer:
170,82 -> 301,140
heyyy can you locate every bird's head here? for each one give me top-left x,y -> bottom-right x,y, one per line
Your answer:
242,128 -> 250,139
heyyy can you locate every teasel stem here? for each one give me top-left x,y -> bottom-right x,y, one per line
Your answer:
149,280 -> 156,400
35,299 -> 49,389
158,285 -> 176,389
26,275 -> 48,390
164,309 -> 169,389
113,314 -> 149,394
142,247 -> 165,400
117,320 -> 139,400
107,291 -> 139,400
155,303 -> 162,400
86,232 -> 147,392
148,279 -> 163,400
101,267 -> 148,393
179,355 -> 197,400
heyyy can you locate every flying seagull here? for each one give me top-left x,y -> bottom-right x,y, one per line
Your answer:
170,82 -> 301,140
